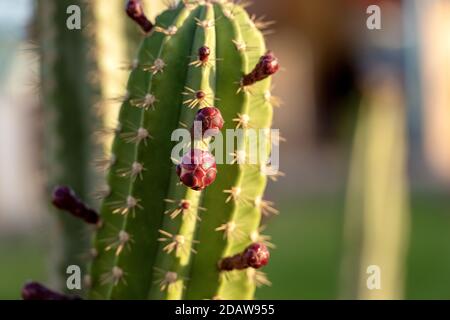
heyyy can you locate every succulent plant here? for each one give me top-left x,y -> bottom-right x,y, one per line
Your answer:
27,0 -> 280,300
36,0 -> 155,291
37,0 -> 99,289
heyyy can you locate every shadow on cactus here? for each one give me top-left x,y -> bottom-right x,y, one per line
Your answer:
25,0 -> 281,300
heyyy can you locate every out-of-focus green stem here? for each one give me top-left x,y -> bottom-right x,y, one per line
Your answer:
340,75 -> 410,300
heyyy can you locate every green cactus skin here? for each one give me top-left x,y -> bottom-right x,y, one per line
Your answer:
38,0 -> 98,292
89,0 -> 276,300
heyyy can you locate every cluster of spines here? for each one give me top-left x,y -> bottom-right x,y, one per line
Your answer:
87,0 -> 283,300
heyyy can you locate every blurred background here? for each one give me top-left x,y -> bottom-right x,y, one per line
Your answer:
0,0 -> 449,299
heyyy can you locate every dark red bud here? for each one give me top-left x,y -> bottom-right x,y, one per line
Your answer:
21,282 -> 81,300
243,243 -> 270,269
52,186 -> 100,225
199,46 -> 211,63
126,0 -> 154,33
218,243 -> 270,271
196,90 -> 206,100
52,186 -> 78,211
259,51 -> 279,76
180,200 -> 190,210
176,149 -> 217,191
241,51 -> 280,87
194,107 -> 224,138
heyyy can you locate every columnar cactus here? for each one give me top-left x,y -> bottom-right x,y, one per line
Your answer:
37,0 -> 99,289
28,0 -> 280,300
87,0 -> 279,300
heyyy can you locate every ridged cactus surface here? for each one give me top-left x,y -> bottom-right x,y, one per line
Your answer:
25,0 -> 280,301
88,0 -> 278,300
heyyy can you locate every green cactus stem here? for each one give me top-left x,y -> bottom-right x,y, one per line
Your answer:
37,0 -> 98,291
89,0 -> 279,300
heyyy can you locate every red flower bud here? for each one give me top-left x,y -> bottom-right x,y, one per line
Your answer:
241,51 -> 279,87
125,0 -> 154,33
52,186 -> 100,225
218,243 -> 270,271
176,150 -> 217,191
194,107 -> 224,138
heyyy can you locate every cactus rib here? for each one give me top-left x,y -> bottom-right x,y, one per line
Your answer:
184,3 -> 272,300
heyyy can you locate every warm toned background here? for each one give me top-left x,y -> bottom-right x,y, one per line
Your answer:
0,0 -> 449,299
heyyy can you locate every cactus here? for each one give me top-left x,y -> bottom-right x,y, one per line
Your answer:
37,0 -> 99,290
28,0 -> 280,300
37,0 -> 155,291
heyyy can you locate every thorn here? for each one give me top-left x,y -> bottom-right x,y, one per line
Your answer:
195,18 -> 215,29
155,25 -> 178,36
115,91 -> 131,104
233,113 -> 251,129
215,221 -> 245,240
121,59 -> 139,71
109,196 -> 142,217
93,186 -> 112,200
223,187 -> 249,204
263,128 -> 286,146
120,126 -> 152,146
255,196 -> 280,217
179,121 -> 189,129
250,15 -> 276,31
100,266 -> 126,286
230,150 -> 248,165
94,154 -> 117,172
130,93 -> 157,110
232,39 -> 247,52
250,227 -> 276,249
247,269 -> 272,288
104,230 -> 133,256
94,124 -> 122,143
158,230 -> 198,255
260,165 -> 285,182
117,161 -> 146,181
264,89 -> 283,108
222,8 -> 235,20
153,268 -> 182,292
142,58 -> 166,75
164,199 -> 206,221
236,0 -> 253,9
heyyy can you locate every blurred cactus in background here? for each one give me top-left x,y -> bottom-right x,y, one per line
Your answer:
37,0 -> 99,291
36,0 -> 158,292
340,74 -> 410,299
